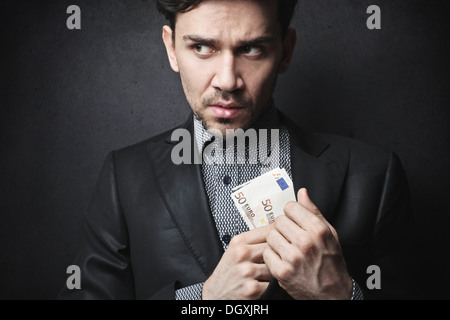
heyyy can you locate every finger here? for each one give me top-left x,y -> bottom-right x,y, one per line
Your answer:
266,228 -> 298,262
252,263 -> 272,281
284,188 -> 329,230
283,199 -> 337,244
262,246 -> 282,272
273,214 -> 306,245
247,242 -> 270,263
283,200 -> 318,231
233,225 -> 271,245
238,278 -> 270,300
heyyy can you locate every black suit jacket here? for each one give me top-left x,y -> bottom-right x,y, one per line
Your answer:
60,113 -> 416,299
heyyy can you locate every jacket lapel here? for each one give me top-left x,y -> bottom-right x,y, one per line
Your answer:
284,116 -> 349,223
146,112 -> 349,280
147,116 -> 223,277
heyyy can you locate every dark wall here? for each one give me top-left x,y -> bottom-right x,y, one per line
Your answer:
1,0 -> 449,299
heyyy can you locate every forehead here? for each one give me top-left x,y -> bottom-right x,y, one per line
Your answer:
175,0 -> 280,41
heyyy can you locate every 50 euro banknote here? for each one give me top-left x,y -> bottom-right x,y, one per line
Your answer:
231,168 -> 296,230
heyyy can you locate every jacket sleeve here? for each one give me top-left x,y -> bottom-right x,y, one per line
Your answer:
58,152 -> 136,299
363,152 -> 418,299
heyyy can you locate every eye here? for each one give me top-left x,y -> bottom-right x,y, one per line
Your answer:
241,46 -> 263,57
193,44 -> 215,56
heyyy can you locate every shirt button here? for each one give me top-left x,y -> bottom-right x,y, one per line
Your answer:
223,175 -> 231,185
222,234 -> 231,245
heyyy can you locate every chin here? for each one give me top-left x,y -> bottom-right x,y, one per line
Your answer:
202,119 -> 240,138
200,110 -> 254,132
217,117 -> 251,128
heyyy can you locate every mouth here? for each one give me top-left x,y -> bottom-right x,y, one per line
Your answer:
208,102 -> 244,119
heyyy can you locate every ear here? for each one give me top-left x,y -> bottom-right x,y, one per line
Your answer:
278,28 -> 297,74
162,25 -> 179,72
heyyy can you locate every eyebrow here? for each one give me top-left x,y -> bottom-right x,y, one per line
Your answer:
182,34 -> 275,47
183,35 -> 218,46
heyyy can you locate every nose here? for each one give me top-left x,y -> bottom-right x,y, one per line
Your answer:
211,51 -> 244,92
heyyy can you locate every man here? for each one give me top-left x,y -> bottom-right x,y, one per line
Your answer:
60,0 -> 415,299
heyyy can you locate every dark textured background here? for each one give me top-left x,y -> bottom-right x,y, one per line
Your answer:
1,0 -> 449,299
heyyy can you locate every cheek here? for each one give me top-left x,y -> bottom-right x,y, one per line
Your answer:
243,62 -> 279,100
178,58 -> 213,99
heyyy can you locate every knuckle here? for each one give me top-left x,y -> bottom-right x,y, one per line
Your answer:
262,247 -> 271,261
240,262 -> 255,278
232,245 -> 249,262
242,281 -> 260,299
329,225 -> 340,241
266,229 -> 277,244
274,214 -> 287,226
286,249 -> 302,267
299,240 -> 317,257
283,201 -> 298,213
229,234 -> 243,247
314,223 -> 330,239
311,204 -> 321,215
235,263 -> 249,277
274,264 -> 293,283
292,233 -> 303,246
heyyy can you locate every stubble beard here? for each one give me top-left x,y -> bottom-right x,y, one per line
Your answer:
194,90 -> 255,133
180,72 -> 278,136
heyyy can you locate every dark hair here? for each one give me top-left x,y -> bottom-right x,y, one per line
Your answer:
156,0 -> 298,38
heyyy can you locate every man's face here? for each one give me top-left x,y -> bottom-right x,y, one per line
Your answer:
163,0 -> 296,136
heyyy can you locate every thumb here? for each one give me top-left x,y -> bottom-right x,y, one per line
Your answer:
297,188 -> 321,216
298,188 -> 340,241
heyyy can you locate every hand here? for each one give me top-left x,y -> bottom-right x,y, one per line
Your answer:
263,188 -> 352,300
202,226 -> 272,300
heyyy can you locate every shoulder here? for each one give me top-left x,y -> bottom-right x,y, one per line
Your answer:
313,132 -> 389,159
282,113 -> 391,164
281,112 -> 391,168
284,114 -> 397,175
314,132 -> 396,173
111,119 -> 191,163
96,122 -> 189,186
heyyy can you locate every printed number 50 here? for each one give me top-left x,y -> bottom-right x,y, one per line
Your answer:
262,199 -> 272,212
234,192 -> 247,204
